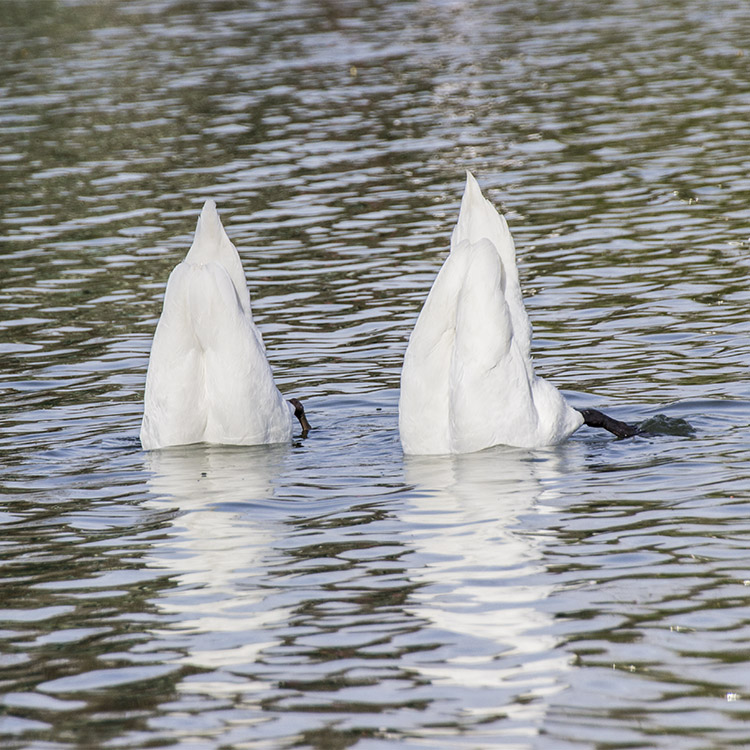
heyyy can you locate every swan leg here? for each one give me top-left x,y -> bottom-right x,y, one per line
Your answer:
577,408 -> 640,438
288,398 -> 311,437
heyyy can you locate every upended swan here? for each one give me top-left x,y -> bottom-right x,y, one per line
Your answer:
140,200 -> 310,451
399,172 -> 636,455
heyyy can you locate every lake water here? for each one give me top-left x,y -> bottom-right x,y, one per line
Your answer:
2,1 -> 750,748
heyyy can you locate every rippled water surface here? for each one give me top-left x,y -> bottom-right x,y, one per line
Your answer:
2,1 -> 750,747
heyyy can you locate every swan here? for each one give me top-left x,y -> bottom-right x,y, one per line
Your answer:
140,200 -> 310,451
399,171 -> 636,455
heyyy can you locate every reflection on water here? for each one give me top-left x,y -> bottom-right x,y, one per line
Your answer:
140,430 -> 577,746
401,450 -> 573,738
2,0 -> 750,747
145,445 -> 291,673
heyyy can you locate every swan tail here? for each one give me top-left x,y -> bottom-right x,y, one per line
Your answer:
452,172 -> 532,357
184,200 -> 252,313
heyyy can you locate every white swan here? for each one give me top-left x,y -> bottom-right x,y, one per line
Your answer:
140,200 -> 309,451
399,171 -> 634,455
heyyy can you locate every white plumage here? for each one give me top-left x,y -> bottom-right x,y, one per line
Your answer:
140,200 -> 293,450
399,172 -> 583,454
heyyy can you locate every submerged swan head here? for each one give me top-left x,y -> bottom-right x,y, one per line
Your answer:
398,171 -> 584,455
140,200 -> 310,450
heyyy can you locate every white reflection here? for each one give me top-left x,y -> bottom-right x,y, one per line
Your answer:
143,445 -> 289,674
402,447 -> 573,727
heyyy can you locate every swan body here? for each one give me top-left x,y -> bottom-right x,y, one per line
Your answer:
140,200 -> 294,450
399,172 -> 584,454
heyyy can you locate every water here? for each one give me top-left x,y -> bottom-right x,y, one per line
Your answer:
2,0 -> 750,747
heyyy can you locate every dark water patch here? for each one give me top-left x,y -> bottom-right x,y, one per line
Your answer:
639,414 -> 697,437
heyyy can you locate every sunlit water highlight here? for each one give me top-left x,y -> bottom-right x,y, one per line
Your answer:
2,1 -> 750,748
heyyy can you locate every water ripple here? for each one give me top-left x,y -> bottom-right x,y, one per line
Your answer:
2,0 -> 750,747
